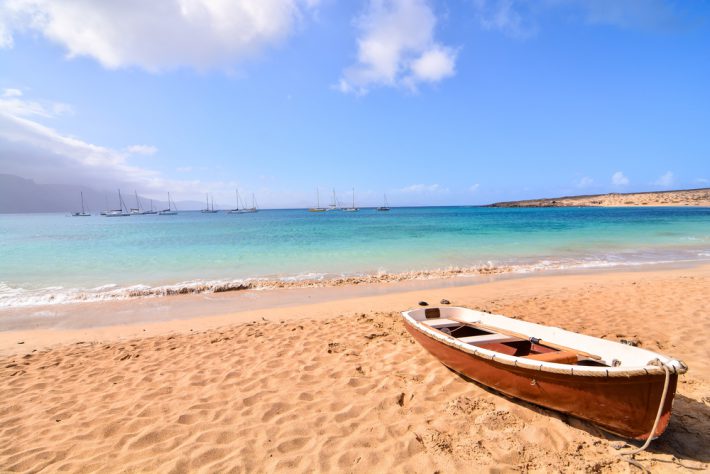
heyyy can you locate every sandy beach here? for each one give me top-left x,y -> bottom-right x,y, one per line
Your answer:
1,265 -> 708,472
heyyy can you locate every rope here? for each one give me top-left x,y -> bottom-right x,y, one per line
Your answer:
619,361 -> 671,470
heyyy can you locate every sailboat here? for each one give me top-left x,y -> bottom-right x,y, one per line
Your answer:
245,193 -> 258,213
142,198 -> 158,215
327,189 -> 340,211
105,190 -> 131,217
342,188 -> 359,212
71,192 -> 91,216
100,193 -> 109,215
129,191 -> 157,215
158,192 -> 178,215
308,188 -> 327,212
228,189 -> 257,214
201,193 -> 218,213
376,193 -> 391,211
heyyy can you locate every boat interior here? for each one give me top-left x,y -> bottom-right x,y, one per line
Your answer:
420,308 -> 609,367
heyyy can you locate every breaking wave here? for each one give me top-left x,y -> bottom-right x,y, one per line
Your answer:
2,253 -> 708,309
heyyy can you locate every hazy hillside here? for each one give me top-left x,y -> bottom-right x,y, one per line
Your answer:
488,188 -> 710,208
0,174 -> 203,213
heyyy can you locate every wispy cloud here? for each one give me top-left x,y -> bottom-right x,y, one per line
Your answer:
611,171 -> 629,186
471,0 -> 687,38
0,0 -> 319,72
0,87 -> 73,118
469,183 -> 480,193
2,88 -> 22,98
0,89 -> 213,198
472,0 -> 537,38
338,0 -> 457,94
397,183 -> 449,194
126,144 -> 158,156
576,176 -> 594,188
653,171 -> 674,187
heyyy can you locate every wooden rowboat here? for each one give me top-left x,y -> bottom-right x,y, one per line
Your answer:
402,306 -> 688,440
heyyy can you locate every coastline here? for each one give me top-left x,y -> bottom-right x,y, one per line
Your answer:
1,263 -> 708,472
3,249 -> 709,310
488,188 -> 710,207
1,262 -> 708,358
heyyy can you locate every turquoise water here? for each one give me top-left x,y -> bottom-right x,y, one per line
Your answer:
1,207 -> 709,307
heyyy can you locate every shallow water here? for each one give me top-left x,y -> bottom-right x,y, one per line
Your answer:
1,206 -> 709,307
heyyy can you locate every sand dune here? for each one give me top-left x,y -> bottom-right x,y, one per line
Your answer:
1,266 -> 708,472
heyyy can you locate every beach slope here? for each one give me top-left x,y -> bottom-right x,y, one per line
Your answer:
1,266 -> 708,472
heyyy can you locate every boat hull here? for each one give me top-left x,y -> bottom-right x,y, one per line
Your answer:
404,321 -> 677,440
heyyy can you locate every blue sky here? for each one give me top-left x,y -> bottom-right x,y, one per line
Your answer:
0,0 -> 708,208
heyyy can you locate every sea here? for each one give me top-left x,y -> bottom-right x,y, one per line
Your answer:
1,206 -> 709,308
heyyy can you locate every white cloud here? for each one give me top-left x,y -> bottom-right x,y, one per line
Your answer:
0,90 -> 213,197
0,0 -> 319,72
576,176 -> 593,188
696,178 -> 709,185
469,183 -> 480,193
611,171 -> 629,186
177,166 -> 193,173
397,183 -> 448,194
127,144 -> 158,155
338,0 -> 457,94
409,45 -> 456,83
653,171 -> 674,187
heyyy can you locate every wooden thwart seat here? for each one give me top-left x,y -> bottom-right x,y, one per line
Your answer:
423,318 -> 460,329
524,351 -> 578,364
457,333 -> 517,345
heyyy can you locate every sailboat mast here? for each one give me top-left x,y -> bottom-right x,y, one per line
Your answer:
352,188 -> 355,208
317,188 -> 320,208
80,192 -> 85,213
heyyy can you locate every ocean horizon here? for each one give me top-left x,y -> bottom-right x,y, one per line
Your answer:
1,206 -> 709,308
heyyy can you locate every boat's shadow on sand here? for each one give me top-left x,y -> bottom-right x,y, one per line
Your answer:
452,371 -> 709,465
651,394 -> 710,464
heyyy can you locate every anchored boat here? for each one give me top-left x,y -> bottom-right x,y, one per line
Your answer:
402,306 -> 687,440
71,191 -> 90,216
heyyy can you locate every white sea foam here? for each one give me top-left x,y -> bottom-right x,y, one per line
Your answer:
2,251 -> 709,309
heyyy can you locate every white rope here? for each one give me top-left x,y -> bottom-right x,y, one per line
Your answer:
620,362 -> 671,470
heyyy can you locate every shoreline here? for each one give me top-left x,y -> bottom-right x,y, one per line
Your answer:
1,262 -> 708,471
2,250 -> 709,310
2,262 -> 708,358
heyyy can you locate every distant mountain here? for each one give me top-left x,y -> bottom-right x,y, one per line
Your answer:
487,188 -> 710,208
0,174 -> 203,213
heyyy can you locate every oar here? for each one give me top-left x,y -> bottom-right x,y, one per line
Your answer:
448,315 -> 602,361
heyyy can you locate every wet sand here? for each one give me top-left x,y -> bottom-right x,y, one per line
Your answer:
1,265 -> 708,472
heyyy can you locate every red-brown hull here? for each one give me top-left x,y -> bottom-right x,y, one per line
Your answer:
405,322 -> 677,440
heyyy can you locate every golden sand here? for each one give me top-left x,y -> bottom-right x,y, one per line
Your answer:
1,266 -> 708,472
